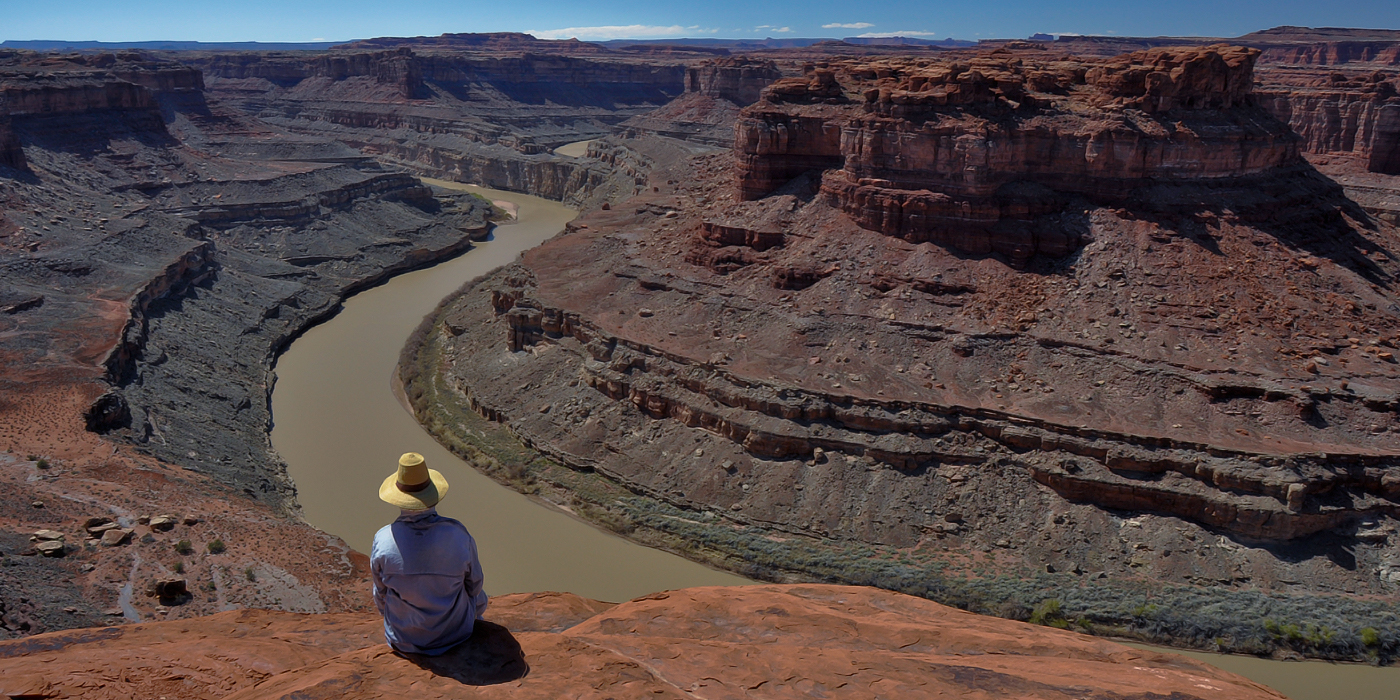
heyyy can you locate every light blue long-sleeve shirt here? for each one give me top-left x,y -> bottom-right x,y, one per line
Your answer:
370,507 -> 487,655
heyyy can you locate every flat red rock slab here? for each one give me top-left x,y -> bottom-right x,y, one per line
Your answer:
0,585 -> 1284,700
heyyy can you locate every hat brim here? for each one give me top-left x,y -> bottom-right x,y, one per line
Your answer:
379,468 -> 449,510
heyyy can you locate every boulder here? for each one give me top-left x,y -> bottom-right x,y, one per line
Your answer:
151,578 -> 188,602
100,528 -> 132,547
34,541 -> 65,558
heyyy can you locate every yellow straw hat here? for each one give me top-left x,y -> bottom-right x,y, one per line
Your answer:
379,452 -> 448,510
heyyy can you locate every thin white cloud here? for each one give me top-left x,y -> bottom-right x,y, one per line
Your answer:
823,22 -> 874,29
856,31 -> 941,38
754,25 -> 793,33
528,24 -> 715,40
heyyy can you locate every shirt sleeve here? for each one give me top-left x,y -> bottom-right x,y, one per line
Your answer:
465,534 -> 487,618
370,541 -> 388,618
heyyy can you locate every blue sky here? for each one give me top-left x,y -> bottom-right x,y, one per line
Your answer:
2,0 -> 1397,43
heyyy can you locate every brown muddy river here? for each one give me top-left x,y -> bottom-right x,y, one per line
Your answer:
269,180 -> 1396,699
270,181 -> 749,603
552,139 -> 595,158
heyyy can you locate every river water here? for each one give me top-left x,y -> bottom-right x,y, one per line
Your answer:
267,180 -> 1398,699
270,181 -> 749,603
1127,642 -> 1400,700
553,139 -> 595,158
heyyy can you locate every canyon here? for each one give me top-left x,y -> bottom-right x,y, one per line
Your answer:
416,39 -> 1400,664
0,25 -> 1398,697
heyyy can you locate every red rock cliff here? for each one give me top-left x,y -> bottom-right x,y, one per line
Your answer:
1257,67 -> 1400,174
685,56 -> 782,106
195,49 -> 686,103
735,46 -> 1302,262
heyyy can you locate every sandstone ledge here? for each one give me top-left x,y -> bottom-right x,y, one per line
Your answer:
0,584 -> 1283,699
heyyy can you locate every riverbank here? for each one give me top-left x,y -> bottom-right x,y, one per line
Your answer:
402,264 -> 1400,669
271,183 -> 749,602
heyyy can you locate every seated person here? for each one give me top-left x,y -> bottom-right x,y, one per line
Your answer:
371,452 -> 487,655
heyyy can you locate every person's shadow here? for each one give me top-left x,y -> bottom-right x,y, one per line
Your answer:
398,620 -> 530,685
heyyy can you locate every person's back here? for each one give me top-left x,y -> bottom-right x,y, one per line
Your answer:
370,452 -> 487,656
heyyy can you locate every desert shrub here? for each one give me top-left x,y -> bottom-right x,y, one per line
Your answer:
173,561 -> 184,574
1030,598 -> 1069,628
206,539 -> 226,554
174,540 -> 193,555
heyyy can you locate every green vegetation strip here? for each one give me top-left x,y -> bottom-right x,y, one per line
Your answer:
401,295 -> 1400,665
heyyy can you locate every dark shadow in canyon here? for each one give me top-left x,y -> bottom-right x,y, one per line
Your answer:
12,112 -> 178,159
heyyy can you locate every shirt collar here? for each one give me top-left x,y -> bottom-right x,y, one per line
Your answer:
397,507 -> 438,523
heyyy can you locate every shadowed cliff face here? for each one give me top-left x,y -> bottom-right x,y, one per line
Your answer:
179,46 -> 693,207
1257,67 -> 1400,176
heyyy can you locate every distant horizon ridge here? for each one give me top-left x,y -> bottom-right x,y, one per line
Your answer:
5,25 -> 1400,52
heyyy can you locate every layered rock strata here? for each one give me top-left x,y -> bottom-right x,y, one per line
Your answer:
1257,66 -> 1400,175
736,46 -> 1302,263
187,45 -> 692,204
685,56 -> 783,106
624,57 -> 786,145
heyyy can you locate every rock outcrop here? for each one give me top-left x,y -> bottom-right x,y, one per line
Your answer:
685,56 -> 783,106
184,44 -> 691,206
0,585 -> 1285,700
625,57 -> 785,145
736,46 -> 1302,263
1257,67 -> 1400,174
0,117 -> 22,170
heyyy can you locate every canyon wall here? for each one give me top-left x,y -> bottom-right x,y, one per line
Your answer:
0,117 -> 21,170
193,49 -> 687,105
685,56 -> 783,106
482,270 -> 1400,543
0,76 -> 160,118
1258,42 -> 1400,66
623,56 -> 784,145
1257,69 -> 1400,174
736,46 -> 1303,262
0,55 -> 212,164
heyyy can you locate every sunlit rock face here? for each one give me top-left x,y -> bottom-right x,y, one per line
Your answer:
736,45 -> 1302,263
